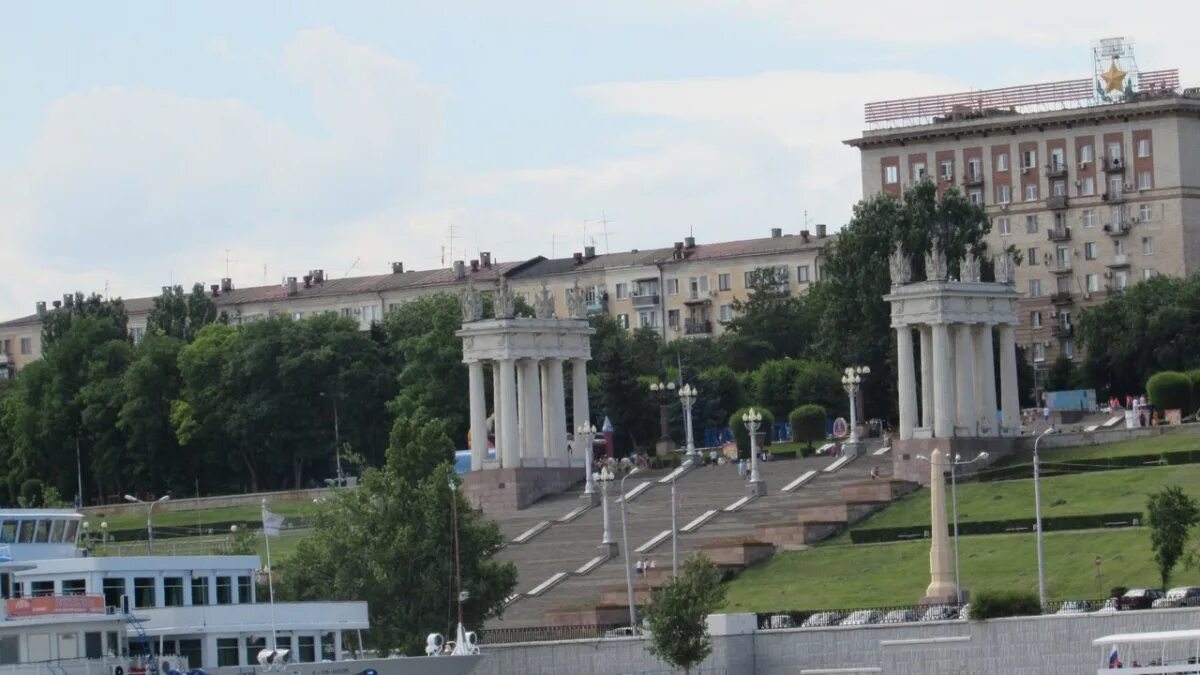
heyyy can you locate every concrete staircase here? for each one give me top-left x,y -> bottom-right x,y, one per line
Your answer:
486,447 -> 906,628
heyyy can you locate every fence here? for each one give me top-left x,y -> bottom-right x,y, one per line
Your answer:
477,623 -> 628,644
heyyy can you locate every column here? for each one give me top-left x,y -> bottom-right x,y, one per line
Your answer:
540,360 -> 555,465
572,358 -> 590,431
498,359 -> 520,468
974,324 -> 998,436
926,449 -> 957,600
931,323 -> 955,438
919,326 -> 934,430
516,361 -> 527,461
520,359 -> 544,465
896,326 -> 917,441
491,361 -> 503,464
548,358 -> 568,465
954,324 -> 978,436
468,361 -> 487,471
998,324 -> 1021,435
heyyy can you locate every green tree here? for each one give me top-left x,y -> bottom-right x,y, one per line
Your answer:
384,294 -> 471,446
1146,485 -> 1200,588
117,334 -> 187,496
728,406 -> 774,458
279,415 -> 516,655
789,405 -> 827,453
590,315 -> 655,454
753,360 -> 805,419
643,553 -> 727,674
145,283 -> 224,342
1146,371 -> 1192,413
1043,356 -> 1079,392
40,293 -> 129,350
724,267 -> 812,363
694,366 -> 745,431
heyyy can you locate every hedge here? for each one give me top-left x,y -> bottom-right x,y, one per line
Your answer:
849,511 -> 1144,544
729,407 -> 775,459
969,589 -> 1041,620
1147,371 -> 1192,412
789,404 -> 827,454
979,448 -> 1200,482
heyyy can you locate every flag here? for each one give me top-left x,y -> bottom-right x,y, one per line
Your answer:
262,507 -> 285,537
1108,646 -> 1120,668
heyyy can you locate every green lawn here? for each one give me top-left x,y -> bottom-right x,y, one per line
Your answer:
83,500 -> 321,534
855,463 -> 1200,531
723,528 -> 1176,613
93,530 -> 309,562
1000,430 -> 1200,465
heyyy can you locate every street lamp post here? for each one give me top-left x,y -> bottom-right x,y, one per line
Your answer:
319,391 -> 344,486
742,408 -> 766,497
619,465 -> 642,632
1034,426 -> 1056,607
594,464 -> 616,553
649,381 -> 677,454
841,366 -> 870,444
677,383 -> 699,457
124,494 -> 171,555
578,423 -> 597,497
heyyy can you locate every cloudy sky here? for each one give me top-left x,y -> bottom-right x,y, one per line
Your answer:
1,1 -> 1195,318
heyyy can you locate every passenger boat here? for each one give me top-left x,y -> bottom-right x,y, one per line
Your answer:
1093,628 -> 1200,673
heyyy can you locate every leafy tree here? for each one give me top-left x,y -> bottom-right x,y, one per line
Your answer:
40,293 -> 129,350
694,366 -> 745,431
279,414 -> 516,655
753,360 -> 806,419
789,405 -> 827,453
385,295 -> 471,446
1147,485 -> 1200,588
145,283 -> 224,342
590,315 -> 655,454
643,553 -> 727,674
117,334 -> 187,496
1043,356 -> 1080,392
723,267 -> 811,363
1147,371 -> 1192,413
728,406 -> 774,458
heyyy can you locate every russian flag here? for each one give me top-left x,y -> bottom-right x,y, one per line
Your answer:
1108,645 -> 1120,668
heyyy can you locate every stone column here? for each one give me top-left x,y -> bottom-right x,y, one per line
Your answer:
498,359 -> 519,468
998,324 -> 1021,435
547,358 -> 568,466
925,448 -> 957,601
896,326 -> 917,441
540,360 -> 555,465
491,361 -> 502,463
468,361 -> 487,471
572,358 -> 590,432
931,323 -> 955,438
920,326 -> 934,430
520,359 -> 544,465
954,324 -> 978,437
974,324 -> 998,436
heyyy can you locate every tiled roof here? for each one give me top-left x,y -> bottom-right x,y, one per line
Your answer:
679,234 -> 830,261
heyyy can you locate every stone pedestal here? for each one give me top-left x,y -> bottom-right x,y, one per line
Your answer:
462,466 -> 583,512
891,437 -> 1018,485
923,449 -> 958,604
655,438 -> 677,455
841,441 -> 865,457
580,491 -> 601,507
598,541 -> 618,558
746,480 -> 767,499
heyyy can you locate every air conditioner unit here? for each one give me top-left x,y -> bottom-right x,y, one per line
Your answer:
1078,161 -> 1089,169
1020,168 -> 1030,175
709,290 -> 719,297
999,203 -> 1009,211
1104,271 -> 1113,279
1074,180 -> 1082,187
1124,182 -> 1133,190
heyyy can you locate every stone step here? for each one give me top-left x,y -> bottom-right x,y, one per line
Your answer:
873,445 -> 892,456
754,521 -> 840,547
511,520 -> 552,544
657,458 -> 697,484
617,480 -> 654,503
722,495 -> 753,512
526,572 -> 570,597
680,509 -> 719,533
557,502 -> 593,523
634,529 -> 672,553
782,470 -> 818,492
823,454 -> 855,472
573,552 -> 611,575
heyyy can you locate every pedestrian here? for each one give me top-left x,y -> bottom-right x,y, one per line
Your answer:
635,559 -> 644,576
709,449 -> 718,466
870,466 -> 880,480
1042,405 -> 1051,424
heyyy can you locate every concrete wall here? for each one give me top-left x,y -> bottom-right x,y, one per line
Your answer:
481,608 -> 1200,674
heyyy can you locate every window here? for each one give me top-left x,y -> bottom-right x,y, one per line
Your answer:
617,314 -> 629,329
797,265 -> 810,282
1023,149 -> 1037,169
340,307 -> 353,318
1107,142 -> 1122,162
719,304 -> 733,322
940,160 -> 953,180
1056,246 -> 1070,267
1049,148 -> 1065,171
299,636 -> 316,664
17,521 -> 33,543
717,273 -> 731,291
1027,247 -> 1039,265
967,158 -> 982,180
360,304 -> 379,325
1142,236 -> 1155,255
1114,270 -> 1129,290
131,327 -> 145,343
84,632 -> 102,659
1086,274 -> 1100,292
133,577 -> 155,608
615,283 -> 628,300
1061,340 -> 1075,359
637,310 -> 657,328
33,520 -> 50,543
179,640 -> 202,669
998,217 -> 1011,236
217,638 -> 240,667
216,576 -> 233,605
665,278 -> 679,295
1084,242 -> 1098,260
996,184 -> 1011,203
244,637 -> 266,668
31,581 -> 54,597
687,275 -> 709,297
1080,144 -> 1094,163
1033,343 -> 1046,362
885,165 -> 899,184
996,153 -> 1009,171
1137,138 -> 1151,157
1139,203 -> 1153,222
63,520 -> 78,544
62,579 -> 86,596
1024,183 -> 1038,201
103,579 -> 125,610
1081,176 -> 1095,196
1143,268 -> 1156,280
164,577 -> 184,606
191,576 -> 209,606
1052,180 -> 1066,197
20,338 -> 31,355
321,633 -> 337,661
1026,215 -> 1039,234
667,309 -> 680,329
238,576 -> 252,604
1114,238 -> 1126,256
913,162 -> 926,181
1029,279 -> 1042,297
1082,209 -> 1096,228
1030,311 -> 1043,328
0,520 -> 14,543
1138,171 -> 1152,190
969,189 -> 982,204
1109,176 -> 1123,197
1057,275 -> 1071,293
291,311 -> 303,320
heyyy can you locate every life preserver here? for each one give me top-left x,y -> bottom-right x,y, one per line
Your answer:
114,666 -> 124,675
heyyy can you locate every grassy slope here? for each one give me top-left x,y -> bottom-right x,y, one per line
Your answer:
83,500 -> 320,534
723,529 -> 1178,613
1001,431 -> 1200,465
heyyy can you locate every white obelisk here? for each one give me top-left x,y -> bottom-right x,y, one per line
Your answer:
925,448 -> 958,602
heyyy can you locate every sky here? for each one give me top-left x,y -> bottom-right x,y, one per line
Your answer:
1,1 -> 1196,318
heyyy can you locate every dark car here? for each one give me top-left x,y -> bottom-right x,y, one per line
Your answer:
1118,588 -> 1164,610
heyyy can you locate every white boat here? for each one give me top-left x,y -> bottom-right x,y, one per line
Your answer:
1093,628 -> 1200,673
0,509 -> 481,675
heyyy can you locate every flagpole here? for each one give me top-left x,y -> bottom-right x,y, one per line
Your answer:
261,499 -> 278,652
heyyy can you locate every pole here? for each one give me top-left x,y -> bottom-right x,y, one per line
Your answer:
75,437 -> 84,508
620,472 -> 637,631
671,477 -> 678,576
748,419 -> 761,484
1034,436 -> 1047,608
450,483 -> 463,627
600,482 -> 613,545
334,400 -> 343,485
849,385 -> 860,443
583,428 -> 596,495
951,460 -> 961,605
146,502 -> 155,556
684,397 -> 695,456
261,501 -> 279,651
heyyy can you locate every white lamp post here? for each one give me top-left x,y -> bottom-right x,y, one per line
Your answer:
841,366 -> 870,443
1034,426 -> 1056,607
742,408 -> 766,496
594,464 -> 616,551
578,423 -> 598,496
124,494 -> 170,555
618,463 -> 642,632
677,383 -> 698,457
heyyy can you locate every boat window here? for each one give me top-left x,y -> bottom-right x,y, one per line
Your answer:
33,520 -> 50,543
298,636 -> 315,663
0,635 -> 18,665
106,632 -> 120,658
217,638 -> 240,667
62,579 -> 86,596
85,633 -> 103,659
320,632 -> 335,661
133,577 -> 155,608
164,577 -> 184,606
0,520 -> 17,544
191,576 -> 209,606
102,578 -> 126,610
237,576 -> 252,603
179,640 -> 202,669
31,581 -> 54,597
48,520 -> 63,543
17,521 -> 34,543
216,576 -> 233,605
244,637 -> 265,666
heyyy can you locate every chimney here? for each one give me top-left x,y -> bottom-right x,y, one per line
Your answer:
287,277 -> 298,296
480,252 -> 492,268
800,230 -> 810,242
52,300 -> 62,309
313,269 -> 325,284
770,228 -> 782,239
221,278 -> 234,293
453,260 -> 466,280
584,246 -> 596,259
684,236 -> 696,248
817,223 -> 828,238
161,286 -> 172,295
391,262 -> 404,274
63,294 -> 74,308
470,259 -> 479,272
674,241 -> 684,251
303,274 -> 312,288
573,252 -> 583,263
36,301 -> 47,317
210,284 -> 221,297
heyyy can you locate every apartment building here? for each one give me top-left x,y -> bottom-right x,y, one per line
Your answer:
0,228 -> 831,376
847,71 -> 1200,381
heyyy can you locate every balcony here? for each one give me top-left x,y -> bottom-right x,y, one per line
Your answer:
1103,221 -> 1131,236
1101,191 -> 1126,204
684,319 -> 713,335
962,172 -> 984,187
1107,254 -> 1131,268
1050,260 -> 1073,275
1045,163 -> 1069,179
1046,226 -> 1071,242
630,293 -> 660,308
1050,291 -> 1073,305
683,293 -> 712,305
1051,323 -> 1075,338
1102,155 -> 1126,172
1046,195 -> 1069,210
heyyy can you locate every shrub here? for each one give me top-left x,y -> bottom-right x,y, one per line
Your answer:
789,405 -> 827,452
968,589 -> 1042,620
1189,369 -> 1200,412
1147,371 -> 1192,412
19,479 -> 44,508
728,407 -> 775,459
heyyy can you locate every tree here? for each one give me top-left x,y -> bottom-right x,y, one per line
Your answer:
723,267 -> 811,363
590,315 -> 655,454
753,360 -> 805,419
145,283 -> 224,342
1146,485 -> 1200,588
385,294 -> 471,446
1147,371 -> 1192,413
1043,356 -> 1079,392
643,553 -> 727,674
279,414 -> 516,655
789,405 -> 827,453
117,334 -> 187,496
728,407 -> 774,458
40,293 -> 128,350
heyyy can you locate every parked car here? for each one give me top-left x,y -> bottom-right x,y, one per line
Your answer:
1095,598 -> 1119,614
1054,600 -> 1093,615
1152,586 -> 1200,609
840,610 -> 883,626
881,609 -> 919,624
603,626 -> 643,638
919,605 -> 959,622
1118,588 -> 1164,610
765,614 -> 795,629
801,612 -> 842,628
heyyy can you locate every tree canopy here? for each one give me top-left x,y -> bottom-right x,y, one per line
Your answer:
644,553 -> 727,674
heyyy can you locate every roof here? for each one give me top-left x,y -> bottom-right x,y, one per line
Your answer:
1094,629 -> 1200,646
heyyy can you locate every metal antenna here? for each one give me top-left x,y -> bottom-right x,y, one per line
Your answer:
600,211 -> 612,254
343,257 -> 360,278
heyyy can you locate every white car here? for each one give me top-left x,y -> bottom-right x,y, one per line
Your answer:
801,612 -> 843,628
1152,586 -> 1200,608
1055,600 -> 1092,615
1095,598 -> 1119,614
840,610 -> 883,626
881,609 -> 919,624
919,605 -> 959,622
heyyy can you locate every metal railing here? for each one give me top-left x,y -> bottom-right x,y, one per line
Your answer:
478,623 -> 629,644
